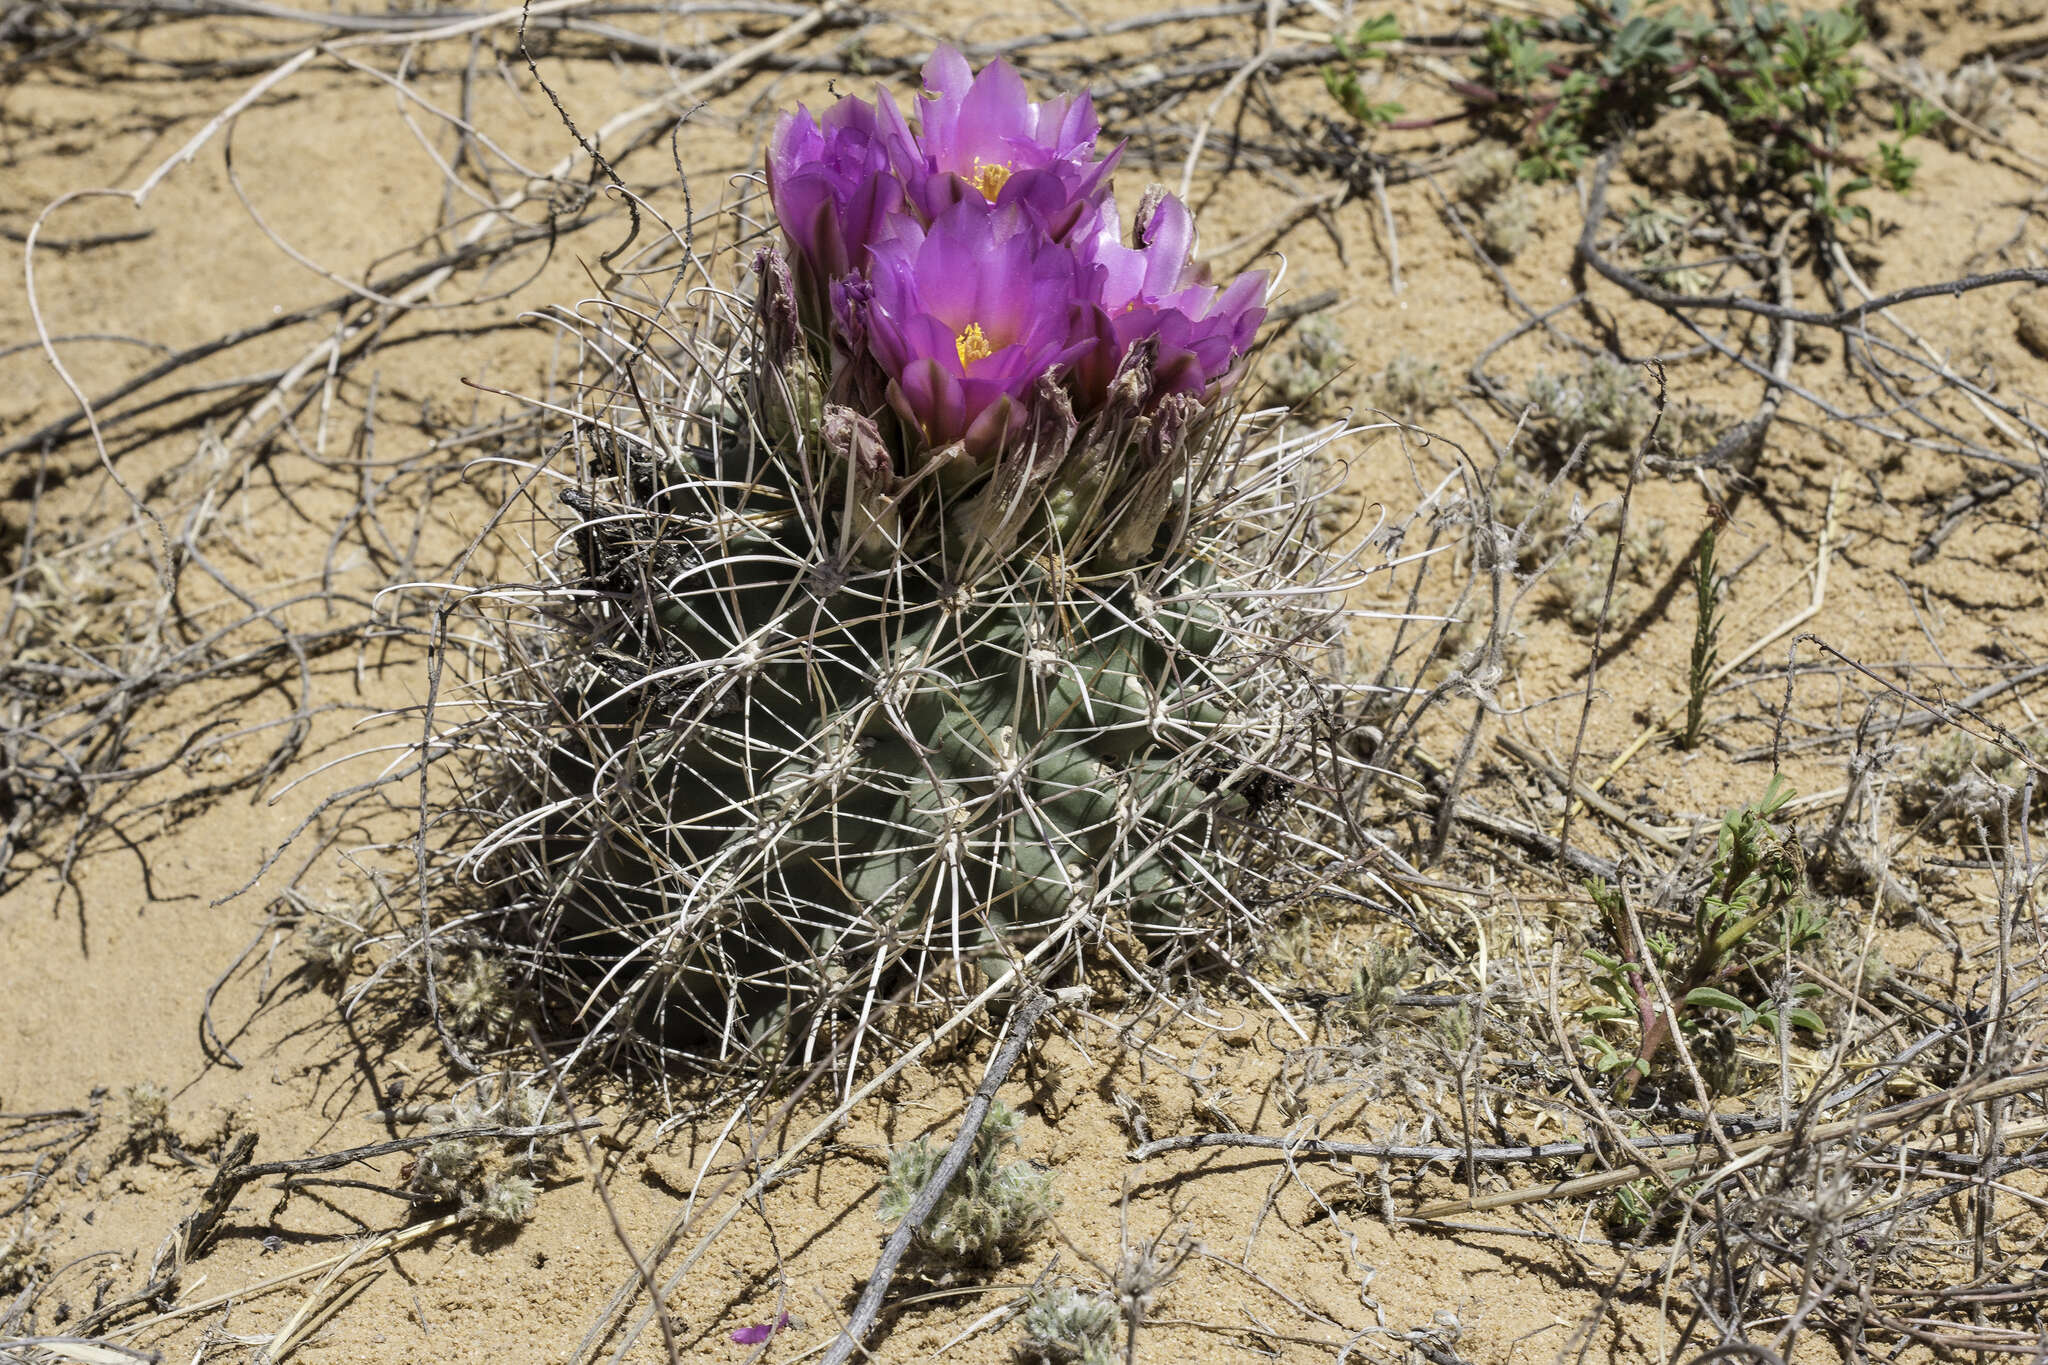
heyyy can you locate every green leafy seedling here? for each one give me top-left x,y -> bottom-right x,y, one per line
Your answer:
1424,1 -> 1944,224
1323,14 -> 1405,127
1580,777 -> 1827,1103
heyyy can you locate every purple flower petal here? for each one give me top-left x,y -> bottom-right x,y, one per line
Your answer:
730,1313 -> 793,1346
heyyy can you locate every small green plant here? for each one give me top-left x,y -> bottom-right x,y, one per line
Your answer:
1580,777 -> 1827,1103
1680,522 -> 1722,750
1323,14 -> 1405,127
1431,1001 -> 1475,1054
1603,1176 -> 1659,1230
1022,1286 -> 1120,1365
878,1100 -> 1055,1271
1874,98 -> 1943,193
1343,0 -> 1948,227
1335,942 -> 1419,1032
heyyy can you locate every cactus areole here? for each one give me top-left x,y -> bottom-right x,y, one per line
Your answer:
513,48 -> 1344,1074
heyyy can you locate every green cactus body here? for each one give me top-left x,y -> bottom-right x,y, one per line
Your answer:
535,418 -> 1276,1060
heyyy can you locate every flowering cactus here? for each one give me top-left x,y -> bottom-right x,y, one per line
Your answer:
443,46 -> 1371,1078
766,47 -> 1266,476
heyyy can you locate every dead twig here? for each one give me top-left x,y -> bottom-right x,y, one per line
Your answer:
819,990 -> 1058,1365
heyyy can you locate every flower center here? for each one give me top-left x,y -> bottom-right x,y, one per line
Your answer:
968,157 -> 1012,202
955,322 -> 994,368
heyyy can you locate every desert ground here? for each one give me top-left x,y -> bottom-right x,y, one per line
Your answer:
5,0 -> 2048,1361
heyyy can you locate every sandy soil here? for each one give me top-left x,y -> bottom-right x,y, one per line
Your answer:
5,0 -> 2048,1361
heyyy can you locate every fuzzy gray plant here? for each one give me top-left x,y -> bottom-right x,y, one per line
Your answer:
1905,57 -> 2013,148
1454,143 -> 1539,261
404,1076 -> 562,1229
1364,351 -> 1449,420
1527,354 -> 1655,457
295,910 -> 365,984
878,1100 -> 1055,1270
0,1217 -> 47,1296
119,1082 -> 170,1157
1265,314 -> 1352,414
1021,1286 -> 1120,1364
1454,144 -> 1519,204
1899,728 -> 2043,837
1480,190 -> 1538,261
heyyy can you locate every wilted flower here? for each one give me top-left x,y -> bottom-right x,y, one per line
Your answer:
730,1313 -> 794,1346
766,93 -> 915,324
1079,191 -> 1268,402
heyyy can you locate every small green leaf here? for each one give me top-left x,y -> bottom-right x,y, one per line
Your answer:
1788,1006 -> 1827,1033
1685,986 -> 1750,1014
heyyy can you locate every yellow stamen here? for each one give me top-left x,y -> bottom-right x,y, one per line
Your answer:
955,322 -> 993,368
969,157 -> 1012,202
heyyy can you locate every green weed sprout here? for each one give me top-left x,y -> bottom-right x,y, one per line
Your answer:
1323,14 -> 1405,128
878,1100 -> 1055,1271
1580,777 -> 1826,1103
1680,522 -> 1722,751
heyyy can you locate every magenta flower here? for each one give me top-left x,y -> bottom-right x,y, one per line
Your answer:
863,199 -> 1096,457
730,1313 -> 793,1346
766,93 -> 915,324
893,48 -> 1121,240
760,46 -> 1270,467
1080,192 -> 1269,401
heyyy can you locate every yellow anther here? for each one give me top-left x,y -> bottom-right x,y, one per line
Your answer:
955,322 -> 994,368
969,158 -> 1012,201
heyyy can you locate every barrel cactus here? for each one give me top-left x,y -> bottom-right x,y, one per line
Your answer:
439,48 -> 1380,1077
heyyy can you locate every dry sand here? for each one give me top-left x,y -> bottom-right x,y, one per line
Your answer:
5,0 -> 2048,1360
